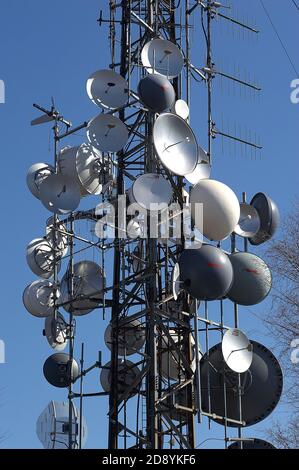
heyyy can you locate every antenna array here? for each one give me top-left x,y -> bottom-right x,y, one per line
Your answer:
24,0 -> 283,450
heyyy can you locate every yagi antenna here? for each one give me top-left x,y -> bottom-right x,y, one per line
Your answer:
31,102 -> 72,128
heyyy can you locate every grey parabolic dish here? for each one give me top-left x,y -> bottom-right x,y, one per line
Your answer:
138,74 -> 175,113
179,245 -> 234,300
43,353 -> 79,388
227,252 -> 272,306
200,340 -> 283,427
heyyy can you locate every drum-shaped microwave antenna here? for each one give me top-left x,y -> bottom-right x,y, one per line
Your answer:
45,216 -> 69,257
222,328 -> 253,373
58,144 -> 106,196
44,312 -> 68,351
26,238 -> 61,279
132,242 -> 144,274
185,146 -> 211,185
160,330 -> 197,381
190,179 -> 240,241
27,163 -> 55,199
179,245 -> 234,300
173,99 -> 190,120
100,359 -> 140,397
23,279 -> 58,318
36,400 -> 88,449
234,203 -> 261,238
60,260 -> 105,316
153,113 -> 198,176
127,218 -> 144,239
86,69 -> 128,110
227,252 -> 272,306
43,353 -> 79,388
128,173 -> 172,211
249,193 -> 280,246
39,174 -> 81,215
104,319 -> 145,356
200,340 -> 283,427
161,387 -> 191,423
171,262 -> 181,300
87,114 -> 128,153
137,74 -> 175,113
141,38 -> 184,78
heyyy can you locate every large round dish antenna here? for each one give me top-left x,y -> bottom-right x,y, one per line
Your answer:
86,69 -> 128,110
87,114 -> 128,153
44,312 -> 68,351
179,245 -> 233,300
60,260 -> 105,316
190,179 -> 240,241
43,353 -> 79,388
153,113 -> 198,176
23,280 -> 58,318
200,340 -> 283,427
100,359 -> 140,397
26,238 -> 61,279
128,173 -> 172,211
58,144 -> 106,196
137,75 -> 175,113
104,319 -> 145,356
27,163 -> 55,199
249,192 -> 280,246
222,328 -> 253,373
36,401 -> 88,449
234,203 -> 261,238
39,174 -> 81,215
141,38 -> 184,78
227,252 -> 272,306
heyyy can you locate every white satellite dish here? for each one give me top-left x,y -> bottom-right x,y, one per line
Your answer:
60,260 -> 105,316
173,99 -> 190,120
104,319 -> 146,356
153,113 -> 198,176
23,280 -> 59,318
39,174 -> 81,215
27,163 -> 55,199
141,38 -> 184,78
171,263 -> 181,300
190,179 -> 240,241
58,144 -> 107,196
36,401 -> 88,449
185,145 -> 211,184
86,69 -> 128,110
44,312 -> 68,351
26,238 -> 61,279
45,216 -> 69,257
100,359 -> 140,397
87,114 -> 128,153
234,203 -> 261,238
222,328 -> 253,373
128,173 -> 172,211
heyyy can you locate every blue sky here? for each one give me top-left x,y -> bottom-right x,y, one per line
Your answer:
0,0 -> 298,449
